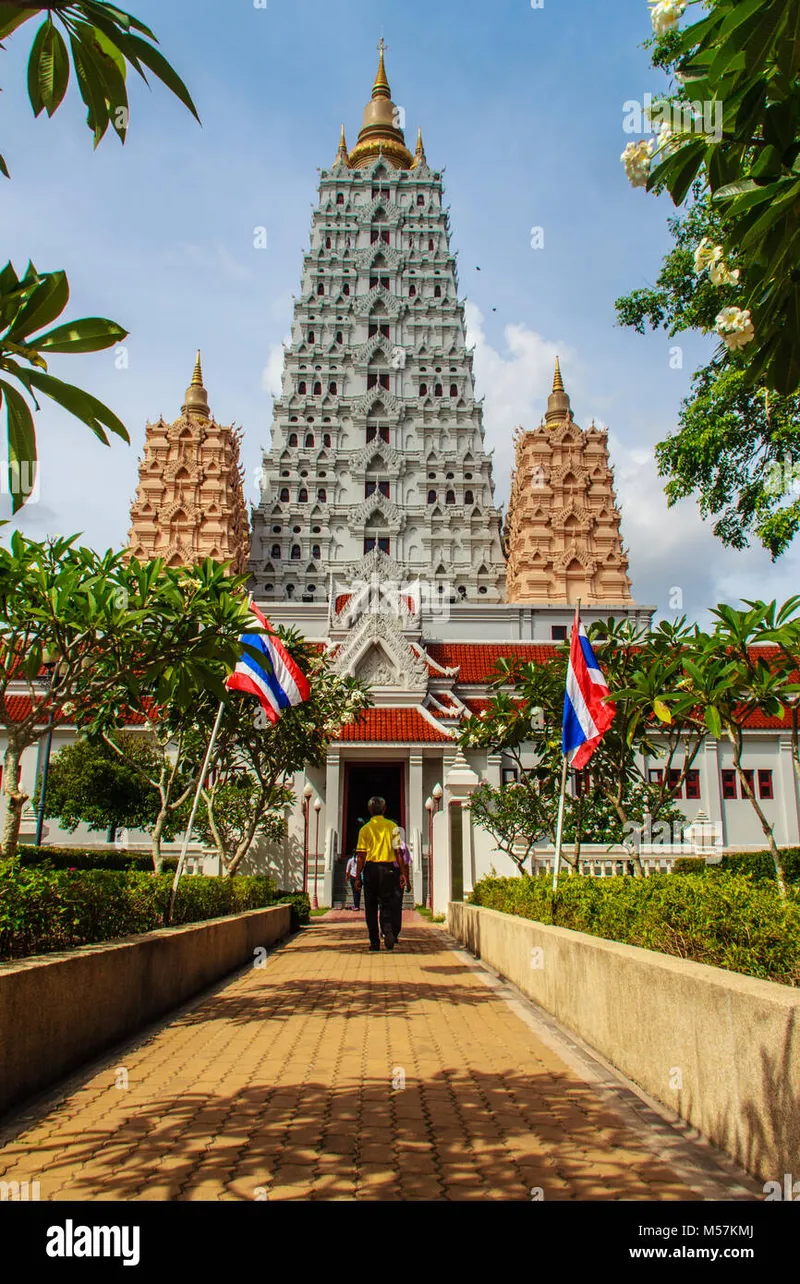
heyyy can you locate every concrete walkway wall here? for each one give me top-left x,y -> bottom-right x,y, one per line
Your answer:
0,905 -> 291,1117
448,902 -> 800,1183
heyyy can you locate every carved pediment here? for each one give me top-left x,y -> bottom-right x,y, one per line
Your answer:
332,612 -> 428,692
351,438 -> 401,470
355,244 -> 403,273
351,386 -> 404,418
354,288 -> 404,319
356,197 -> 403,226
553,543 -> 598,575
349,493 -> 402,528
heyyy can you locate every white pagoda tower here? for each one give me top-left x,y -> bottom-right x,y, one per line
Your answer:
249,41 -> 506,608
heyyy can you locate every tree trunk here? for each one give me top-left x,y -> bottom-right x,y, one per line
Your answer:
2,739 -> 28,860
151,809 -> 167,874
730,738 -> 787,898
224,801 -> 268,878
611,796 -> 644,876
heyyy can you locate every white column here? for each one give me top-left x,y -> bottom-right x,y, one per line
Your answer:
778,736 -> 800,846
703,738 -> 724,847
323,749 -> 341,905
408,751 -> 424,885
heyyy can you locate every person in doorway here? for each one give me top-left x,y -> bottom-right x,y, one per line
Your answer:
345,853 -> 361,910
354,796 -> 406,951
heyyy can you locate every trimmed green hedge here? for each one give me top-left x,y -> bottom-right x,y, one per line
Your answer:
469,873 -> 800,986
14,846 -> 179,872
273,891 -> 311,931
0,865 -> 280,961
672,850 -> 800,882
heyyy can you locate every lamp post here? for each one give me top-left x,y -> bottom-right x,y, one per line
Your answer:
301,783 -> 313,895
425,796 -> 433,909
429,783 -> 443,912
312,797 -> 322,909
34,649 -> 62,848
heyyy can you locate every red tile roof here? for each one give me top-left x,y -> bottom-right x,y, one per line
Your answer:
335,707 -> 452,742
427,643 -> 559,683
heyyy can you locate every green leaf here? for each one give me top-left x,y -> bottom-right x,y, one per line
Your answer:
0,153 -> 9,180
652,699 -> 672,724
6,270 -> 69,343
42,23 -> 70,117
122,32 -> 200,122
0,7 -> 33,42
29,18 -> 70,118
23,369 -> 129,445
69,31 -> 110,146
30,316 -> 127,354
0,379 -> 37,515
704,706 -> 722,739
26,18 -> 50,117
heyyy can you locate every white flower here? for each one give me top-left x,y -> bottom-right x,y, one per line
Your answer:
695,238 -> 740,287
621,139 -> 655,187
694,237 -> 717,273
653,122 -> 679,157
650,0 -> 686,36
709,260 -> 740,287
715,306 -> 755,350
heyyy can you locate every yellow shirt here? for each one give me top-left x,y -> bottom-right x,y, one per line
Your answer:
356,816 -> 400,862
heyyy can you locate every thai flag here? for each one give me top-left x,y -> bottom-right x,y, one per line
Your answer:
562,607 -> 615,770
226,601 -> 311,725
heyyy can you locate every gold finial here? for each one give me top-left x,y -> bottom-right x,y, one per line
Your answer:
183,349 -> 210,419
545,355 -> 571,425
373,37 -> 390,99
348,39 -> 414,171
411,127 -> 427,168
334,123 -> 350,167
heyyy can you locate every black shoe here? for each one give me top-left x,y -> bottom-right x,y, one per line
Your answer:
383,926 -> 395,951
369,942 -> 380,952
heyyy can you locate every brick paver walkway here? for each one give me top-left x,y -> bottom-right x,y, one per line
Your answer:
0,912 -> 753,1201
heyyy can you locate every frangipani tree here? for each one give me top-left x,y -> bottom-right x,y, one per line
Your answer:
189,642 -> 370,877
0,537 -> 253,864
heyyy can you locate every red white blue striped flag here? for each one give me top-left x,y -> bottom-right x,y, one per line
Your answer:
562,607 -> 615,770
226,601 -> 311,725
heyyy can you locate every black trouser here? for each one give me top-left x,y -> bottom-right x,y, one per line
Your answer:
363,861 -> 402,947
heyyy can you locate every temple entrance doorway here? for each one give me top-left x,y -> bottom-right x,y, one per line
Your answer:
342,760 -> 405,858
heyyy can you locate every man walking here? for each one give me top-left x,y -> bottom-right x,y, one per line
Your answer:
345,853 -> 361,911
354,796 -> 406,951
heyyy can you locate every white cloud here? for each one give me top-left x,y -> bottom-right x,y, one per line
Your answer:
261,340 -> 288,396
466,306 -> 800,621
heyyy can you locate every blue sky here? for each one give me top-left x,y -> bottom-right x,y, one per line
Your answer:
1,0 -> 797,622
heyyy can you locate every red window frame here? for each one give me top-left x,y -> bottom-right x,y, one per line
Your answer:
758,769 -> 774,800
685,769 -> 701,800
721,769 -> 737,800
667,768 -> 682,798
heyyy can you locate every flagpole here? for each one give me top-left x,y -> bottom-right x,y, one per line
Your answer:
165,593 -> 255,925
166,699 -> 226,925
553,598 -> 581,895
552,754 -> 568,894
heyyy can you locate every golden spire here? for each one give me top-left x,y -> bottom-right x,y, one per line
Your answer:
372,37 -> 391,99
545,356 -> 571,425
334,123 -> 350,167
347,39 -> 414,171
182,349 -> 210,419
411,127 -> 427,168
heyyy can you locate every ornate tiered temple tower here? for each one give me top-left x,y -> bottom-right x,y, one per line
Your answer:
505,359 -> 633,605
127,354 -> 250,573
248,41 -> 506,606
